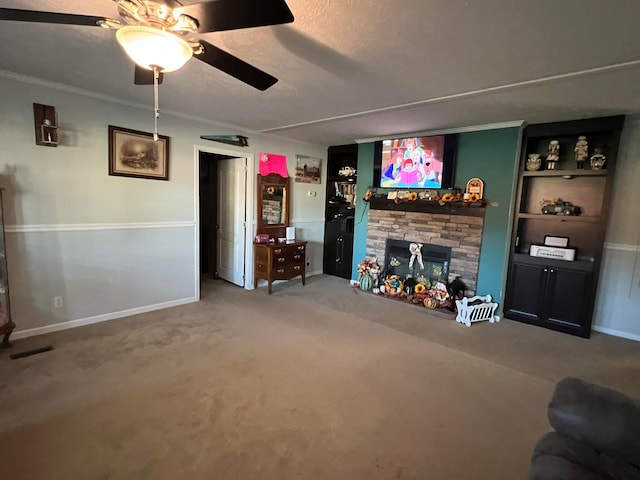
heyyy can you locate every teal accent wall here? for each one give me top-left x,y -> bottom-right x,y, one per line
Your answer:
350,127 -> 522,305
351,142 -> 375,278
454,128 -> 521,303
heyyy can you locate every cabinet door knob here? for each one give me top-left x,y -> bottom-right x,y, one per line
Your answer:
550,269 -> 554,273
543,268 -> 548,272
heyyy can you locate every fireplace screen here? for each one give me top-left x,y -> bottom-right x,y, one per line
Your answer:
384,239 -> 451,284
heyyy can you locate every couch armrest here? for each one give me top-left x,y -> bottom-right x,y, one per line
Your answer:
548,377 -> 640,468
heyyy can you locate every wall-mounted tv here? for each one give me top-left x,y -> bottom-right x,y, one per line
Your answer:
373,134 -> 457,189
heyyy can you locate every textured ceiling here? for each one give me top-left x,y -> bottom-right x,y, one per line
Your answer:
1,0 -> 640,145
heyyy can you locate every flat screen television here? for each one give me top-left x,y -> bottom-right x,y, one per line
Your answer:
373,134 -> 457,189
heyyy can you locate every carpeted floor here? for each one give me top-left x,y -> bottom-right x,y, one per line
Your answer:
1,275 -> 638,479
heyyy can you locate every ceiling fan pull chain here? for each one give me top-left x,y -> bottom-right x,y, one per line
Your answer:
153,66 -> 160,141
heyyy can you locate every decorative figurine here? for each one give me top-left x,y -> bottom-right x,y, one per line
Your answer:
546,140 -> 560,170
384,275 -> 403,296
590,147 -> 606,170
408,242 -> 424,270
526,153 -> 542,171
540,198 -> 581,216
574,136 -> 588,169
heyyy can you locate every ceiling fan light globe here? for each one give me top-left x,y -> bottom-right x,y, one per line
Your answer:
116,25 -> 192,72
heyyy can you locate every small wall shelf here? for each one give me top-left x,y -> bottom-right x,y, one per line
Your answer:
33,103 -> 58,147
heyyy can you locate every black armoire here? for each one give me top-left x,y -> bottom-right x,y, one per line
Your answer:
323,144 -> 358,279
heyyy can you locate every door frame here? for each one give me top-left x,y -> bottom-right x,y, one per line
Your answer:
194,144 -> 255,298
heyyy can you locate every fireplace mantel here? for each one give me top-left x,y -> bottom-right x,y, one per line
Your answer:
368,197 -> 485,217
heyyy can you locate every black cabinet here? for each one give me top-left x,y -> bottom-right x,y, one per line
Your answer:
505,256 -> 593,337
323,144 -> 358,279
323,224 -> 353,279
504,116 -> 624,338
504,261 -> 546,323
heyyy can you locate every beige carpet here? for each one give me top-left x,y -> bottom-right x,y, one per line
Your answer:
1,275 -> 638,480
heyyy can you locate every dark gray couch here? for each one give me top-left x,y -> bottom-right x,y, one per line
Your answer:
528,377 -> 640,480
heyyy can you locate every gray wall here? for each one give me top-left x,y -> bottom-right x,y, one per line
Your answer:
593,115 -> 640,340
0,73 -> 326,335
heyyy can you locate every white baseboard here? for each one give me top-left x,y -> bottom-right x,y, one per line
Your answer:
251,270 -> 324,290
592,325 -> 640,342
12,297 -> 199,340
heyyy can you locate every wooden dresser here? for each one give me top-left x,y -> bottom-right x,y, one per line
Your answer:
254,241 -> 307,294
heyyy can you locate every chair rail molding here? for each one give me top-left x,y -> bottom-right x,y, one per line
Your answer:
5,221 -> 196,233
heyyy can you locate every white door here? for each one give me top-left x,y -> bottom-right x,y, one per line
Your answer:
217,157 -> 247,286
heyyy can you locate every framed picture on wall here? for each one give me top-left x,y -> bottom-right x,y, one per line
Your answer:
295,155 -> 322,184
108,125 -> 170,181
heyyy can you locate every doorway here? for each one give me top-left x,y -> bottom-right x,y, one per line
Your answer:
198,149 -> 248,288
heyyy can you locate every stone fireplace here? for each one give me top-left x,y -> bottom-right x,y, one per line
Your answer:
384,238 -> 451,285
366,209 -> 484,293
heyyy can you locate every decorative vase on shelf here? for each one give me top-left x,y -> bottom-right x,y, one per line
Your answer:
526,153 -> 542,171
590,148 -> 606,170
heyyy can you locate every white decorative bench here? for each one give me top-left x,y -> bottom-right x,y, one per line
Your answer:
455,295 -> 499,327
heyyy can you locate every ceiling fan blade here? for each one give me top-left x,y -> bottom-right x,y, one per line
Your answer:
195,41 -> 277,91
0,8 -> 106,27
134,66 -> 164,86
175,0 -> 294,33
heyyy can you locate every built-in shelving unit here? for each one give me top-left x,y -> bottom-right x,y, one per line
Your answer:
504,116 -> 625,338
323,144 -> 358,279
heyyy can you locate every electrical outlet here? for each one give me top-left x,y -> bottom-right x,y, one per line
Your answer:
53,296 -> 63,308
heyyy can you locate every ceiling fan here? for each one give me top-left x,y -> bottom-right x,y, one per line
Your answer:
0,0 -> 294,90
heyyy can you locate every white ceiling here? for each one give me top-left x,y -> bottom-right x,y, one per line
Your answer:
2,0 -> 640,145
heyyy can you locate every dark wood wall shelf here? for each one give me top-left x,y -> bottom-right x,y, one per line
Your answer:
504,115 -> 624,338
517,213 -> 600,223
368,197 -> 486,217
522,169 -> 608,177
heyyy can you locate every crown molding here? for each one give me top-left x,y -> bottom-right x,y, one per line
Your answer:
261,58 -> 640,136
354,121 -> 525,144
0,70 -> 323,147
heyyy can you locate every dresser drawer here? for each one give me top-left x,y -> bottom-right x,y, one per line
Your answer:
272,263 -> 305,280
272,254 -> 288,266
289,251 -> 304,263
271,244 -> 305,266
255,260 -> 268,274
288,263 -> 305,276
